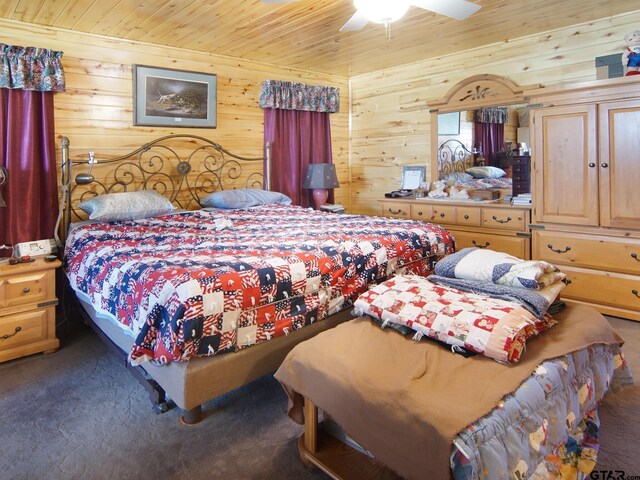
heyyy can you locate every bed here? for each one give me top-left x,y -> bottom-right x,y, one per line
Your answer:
276,301 -> 634,480
58,134 -> 455,424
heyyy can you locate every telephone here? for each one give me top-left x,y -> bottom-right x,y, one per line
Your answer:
384,189 -> 414,198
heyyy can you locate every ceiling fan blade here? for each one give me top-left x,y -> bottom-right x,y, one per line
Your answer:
340,10 -> 369,32
411,0 -> 480,20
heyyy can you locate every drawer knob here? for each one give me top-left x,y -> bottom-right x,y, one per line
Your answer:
22,287 -> 31,294
491,215 -> 512,224
472,240 -> 490,249
464,214 -> 469,219
1,326 -> 22,341
547,244 -> 571,254
633,290 -> 640,299
601,163 -> 609,168
588,163 -> 596,168
440,213 -> 445,218
631,253 -> 639,262
563,278 -> 572,285
388,208 -> 402,215
418,211 -> 423,216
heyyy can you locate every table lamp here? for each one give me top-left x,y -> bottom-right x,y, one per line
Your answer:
303,163 -> 340,210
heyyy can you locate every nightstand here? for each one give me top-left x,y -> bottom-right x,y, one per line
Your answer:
0,257 -> 61,362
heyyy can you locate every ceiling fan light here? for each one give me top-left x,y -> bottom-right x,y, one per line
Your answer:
353,0 -> 411,24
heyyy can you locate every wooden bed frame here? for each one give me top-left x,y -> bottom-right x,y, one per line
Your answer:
57,134 -> 352,424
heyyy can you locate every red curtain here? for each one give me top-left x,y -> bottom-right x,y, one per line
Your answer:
0,88 -> 58,256
263,108 -> 334,208
474,122 -> 504,167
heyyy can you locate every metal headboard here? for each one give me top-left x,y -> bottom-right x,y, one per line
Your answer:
436,139 -> 474,180
57,134 -> 271,245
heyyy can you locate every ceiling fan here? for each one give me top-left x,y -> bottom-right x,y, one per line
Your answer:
262,0 -> 481,33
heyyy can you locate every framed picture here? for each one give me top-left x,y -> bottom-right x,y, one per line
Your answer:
401,165 -> 426,190
133,65 -> 217,128
437,111 -> 460,135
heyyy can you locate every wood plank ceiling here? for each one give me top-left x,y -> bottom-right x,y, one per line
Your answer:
1,0 -> 638,77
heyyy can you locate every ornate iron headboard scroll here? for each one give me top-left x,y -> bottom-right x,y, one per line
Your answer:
437,140 -> 473,179
57,134 -> 270,245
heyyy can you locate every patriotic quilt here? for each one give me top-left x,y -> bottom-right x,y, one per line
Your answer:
353,275 -> 556,364
64,205 -> 454,364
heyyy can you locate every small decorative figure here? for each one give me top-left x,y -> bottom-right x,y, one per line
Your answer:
449,186 -> 469,199
428,180 -> 448,198
622,30 -> 640,76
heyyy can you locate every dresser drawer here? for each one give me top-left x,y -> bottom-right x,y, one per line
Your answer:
430,205 -> 457,225
561,267 -> 640,312
0,308 -> 53,351
0,270 -> 55,309
381,202 -> 411,219
533,231 -> 640,275
449,229 -> 529,259
482,208 -> 527,231
455,207 -> 481,227
410,203 -> 432,221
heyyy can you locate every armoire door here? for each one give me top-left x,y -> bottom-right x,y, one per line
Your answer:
598,99 -> 640,230
533,104 -> 599,226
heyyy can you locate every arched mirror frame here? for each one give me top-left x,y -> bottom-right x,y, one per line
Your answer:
428,74 -> 540,182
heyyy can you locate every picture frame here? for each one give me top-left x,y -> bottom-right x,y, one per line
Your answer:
133,65 -> 217,128
437,111 -> 461,136
401,165 -> 426,190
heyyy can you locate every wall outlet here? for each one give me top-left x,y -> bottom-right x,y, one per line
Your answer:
14,239 -> 57,257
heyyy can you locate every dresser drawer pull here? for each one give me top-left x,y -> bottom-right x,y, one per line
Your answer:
588,163 -> 596,168
388,208 -> 403,215
463,214 -> 469,219
562,278 -> 572,285
418,211 -> 423,216
547,244 -> 571,254
22,287 -> 31,294
1,326 -> 22,340
440,213 -> 446,218
491,215 -> 512,224
633,290 -> 640,299
471,240 -> 490,248
632,253 -> 639,262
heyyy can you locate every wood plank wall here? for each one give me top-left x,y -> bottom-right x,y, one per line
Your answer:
0,19 -> 350,209
349,10 -> 640,216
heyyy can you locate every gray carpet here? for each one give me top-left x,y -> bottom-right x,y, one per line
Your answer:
1,316 -> 639,480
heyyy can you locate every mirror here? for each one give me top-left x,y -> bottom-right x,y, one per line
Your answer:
428,75 -> 539,198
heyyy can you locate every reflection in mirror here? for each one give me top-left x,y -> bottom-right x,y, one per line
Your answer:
436,104 -> 529,181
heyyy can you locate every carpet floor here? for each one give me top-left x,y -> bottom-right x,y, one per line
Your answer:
1,315 -> 638,480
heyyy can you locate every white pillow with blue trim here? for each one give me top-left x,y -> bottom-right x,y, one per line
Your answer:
79,190 -> 176,222
465,166 -> 507,179
201,189 -> 292,209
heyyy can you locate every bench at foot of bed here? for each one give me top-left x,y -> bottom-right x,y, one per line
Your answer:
299,398 -> 400,480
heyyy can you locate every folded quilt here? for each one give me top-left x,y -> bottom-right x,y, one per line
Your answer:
427,275 -> 565,318
353,275 -> 556,364
435,247 -> 565,289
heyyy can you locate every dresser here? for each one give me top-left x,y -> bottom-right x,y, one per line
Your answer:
511,155 -> 531,196
0,258 -> 60,362
380,198 -> 532,259
528,76 -> 640,321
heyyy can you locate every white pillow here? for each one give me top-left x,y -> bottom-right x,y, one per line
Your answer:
465,166 -> 507,179
201,189 -> 292,209
444,172 -> 474,183
79,190 -> 176,222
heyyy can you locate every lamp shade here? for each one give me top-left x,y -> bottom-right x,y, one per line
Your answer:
303,163 -> 340,189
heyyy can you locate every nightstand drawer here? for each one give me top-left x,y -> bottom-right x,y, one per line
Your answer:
1,270 -> 54,309
482,208 -> 526,231
381,202 -> 411,219
0,308 -> 53,352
